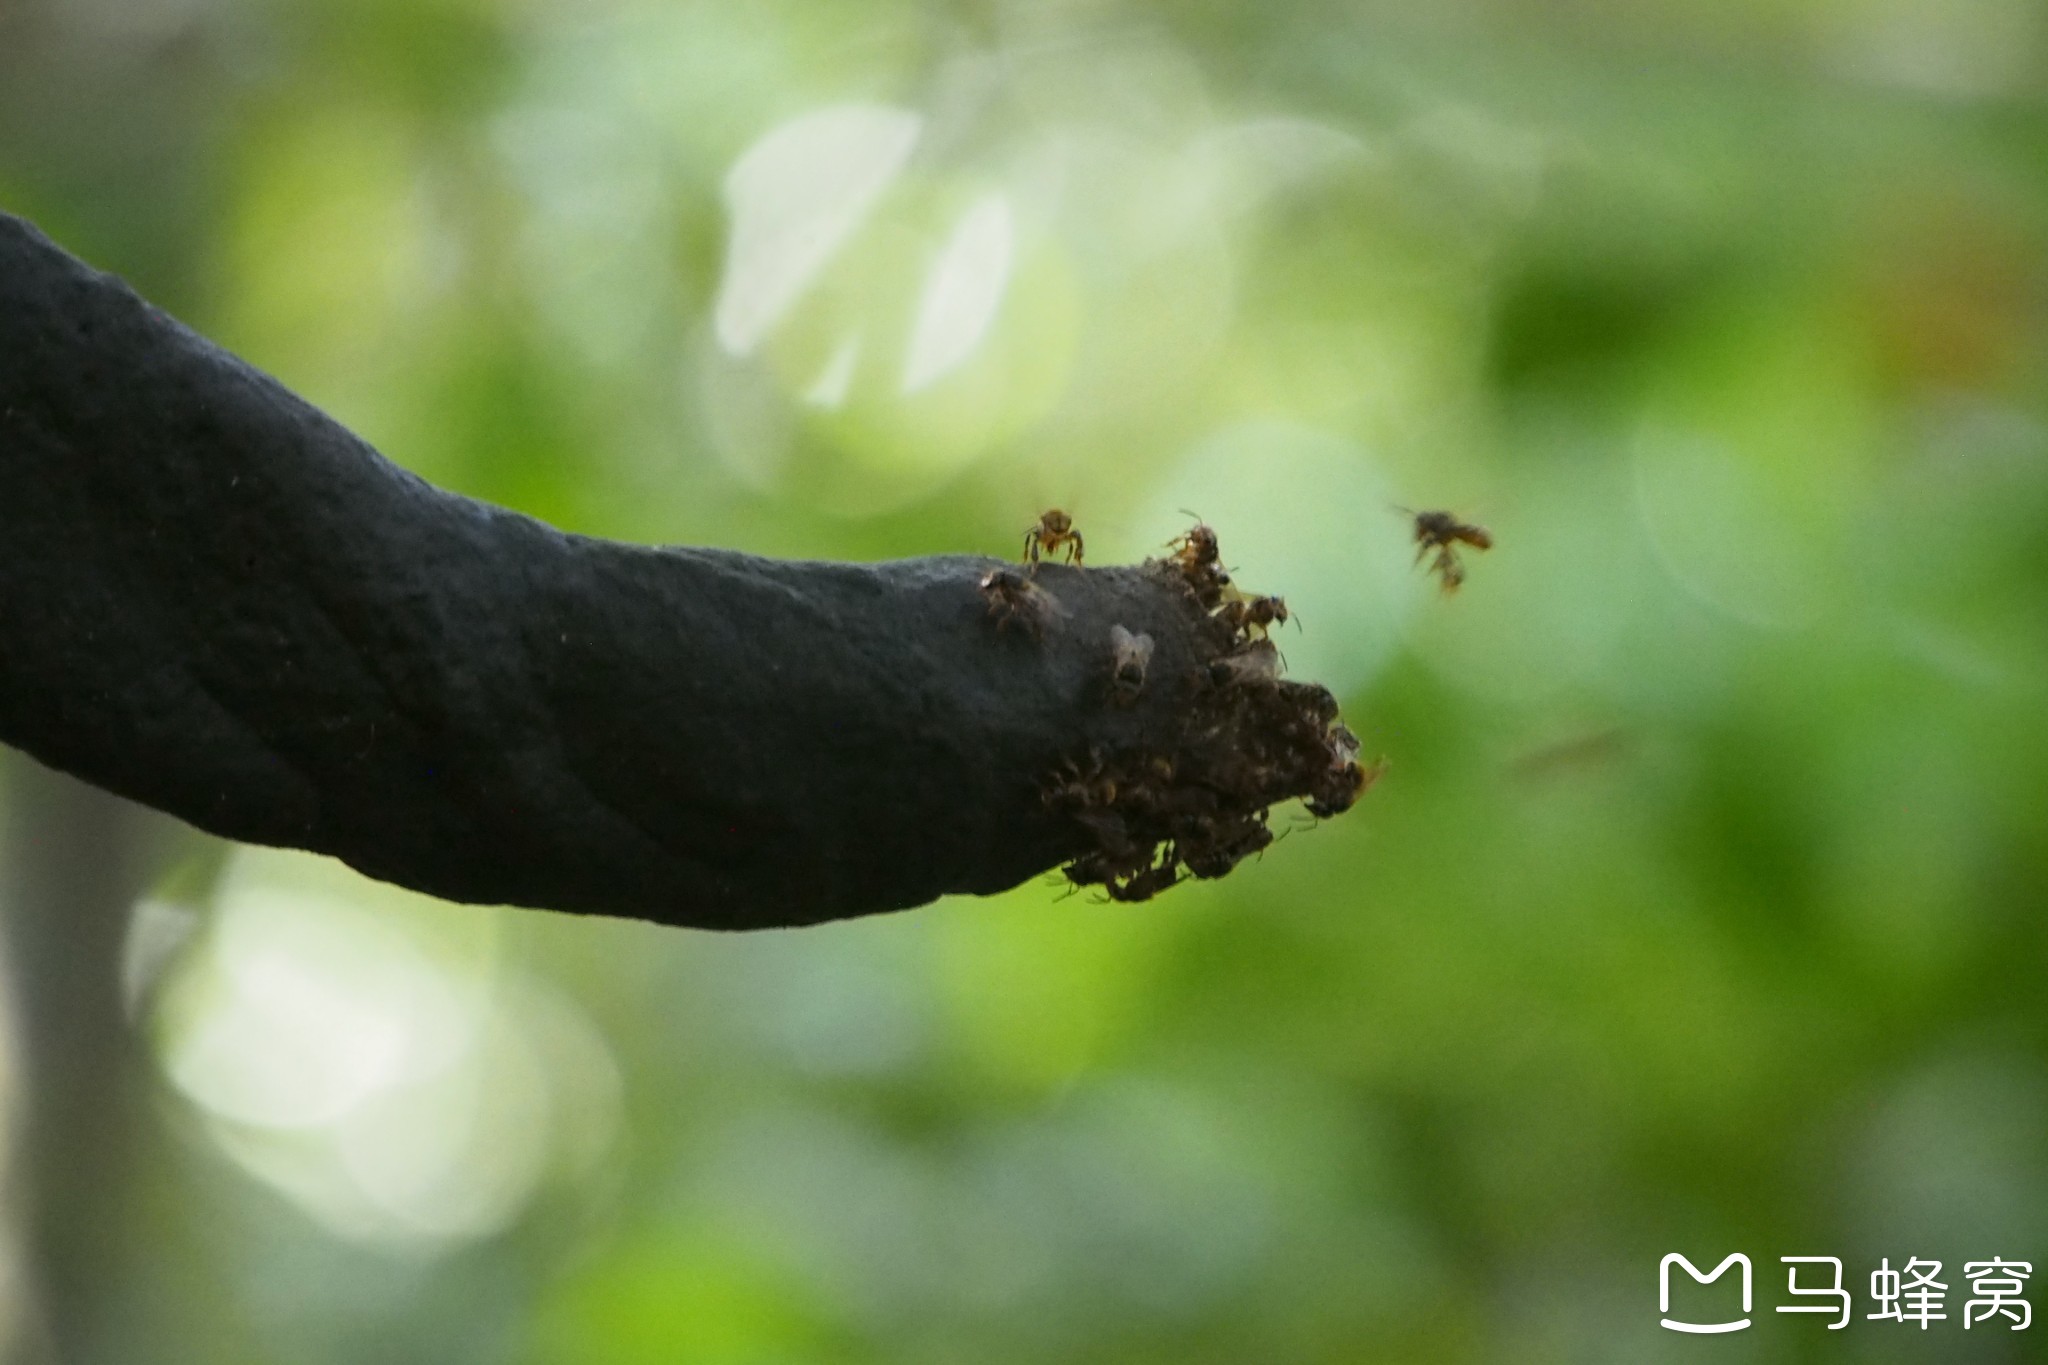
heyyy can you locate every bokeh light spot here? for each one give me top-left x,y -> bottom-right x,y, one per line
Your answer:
902,192 -> 1016,395
715,103 -> 922,357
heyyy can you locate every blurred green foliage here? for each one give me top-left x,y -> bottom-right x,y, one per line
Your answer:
5,0 -> 2048,1361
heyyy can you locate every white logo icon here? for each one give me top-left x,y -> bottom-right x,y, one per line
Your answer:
1661,1253 -> 1753,1334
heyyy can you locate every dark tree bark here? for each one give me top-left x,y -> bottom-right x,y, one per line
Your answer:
0,210 -> 1365,931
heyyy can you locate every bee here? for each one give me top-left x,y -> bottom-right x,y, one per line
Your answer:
1403,508 -> 1492,594
1317,722 -> 1355,761
979,566 -> 1051,638
1304,686 -> 1341,727
1206,638 -> 1283,688
1306,752 -> 1387,820
1511,727 -> 1630,782
1108,625 -> 1154,704
1165,518 -> 1220,573
1064,849 -> 1119,888
1066,844 -> 1156,894
1103,858 -> 1184,903
1215,594 -> 1291,639
1042,773 -> 1110,812
1181,814 -> 1274,879
1043,750 -> 1116,810
1164,516 -> 1233,607
1074,810 -> 1144,865
1024,508 -> 1084,566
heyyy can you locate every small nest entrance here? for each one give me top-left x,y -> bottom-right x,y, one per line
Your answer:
1043,538 -> 1380,902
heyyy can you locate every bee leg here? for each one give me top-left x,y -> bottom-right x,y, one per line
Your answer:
1069,531 -> 1084,565
1436,548 -> 1464,593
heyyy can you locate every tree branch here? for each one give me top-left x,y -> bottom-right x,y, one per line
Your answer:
0,211 -> 1366,930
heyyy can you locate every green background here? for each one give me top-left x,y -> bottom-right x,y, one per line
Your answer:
4,0 -> 2048,1361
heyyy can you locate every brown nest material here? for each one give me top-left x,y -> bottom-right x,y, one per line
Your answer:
1040,532 -> 1381,902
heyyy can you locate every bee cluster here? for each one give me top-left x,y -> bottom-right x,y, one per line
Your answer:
1166,518 -> 1293,642
1037,516 -> 1381,903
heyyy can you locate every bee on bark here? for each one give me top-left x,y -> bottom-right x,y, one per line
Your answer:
1307,751 -> 1387,819
1108,625 -> 1155,705
1403,508 -> 1492,594
1206,638 -> 1283,688
1023,508 -> 1084,566
1215,594 -> 1291,640
979,566 -> 1051,638
1103,858 -> 1184,902
1074,810 -> 1144,865
1327,723 -> 1362,766
1066,842 -> 1159,895
1304,685 -> 1341,727
1065,849 -> 1119,888
1042,751 -> 1117,810
1164,517 -> 1232,607
1042,773 -> 1113,813
1166,519 -> 1220,574
1181,814 -> 1274,879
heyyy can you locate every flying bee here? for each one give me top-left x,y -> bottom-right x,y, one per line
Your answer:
1107,625 -> 1155,705
1023,508 -> 1084,566
1215,594 -> 1292,639
1407,508 -> 1494,556
1401,507 -> 1493,594
979,566 -> 1051,638
1510,727 -> 1631,783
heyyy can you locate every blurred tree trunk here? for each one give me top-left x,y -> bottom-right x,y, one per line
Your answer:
5,7 -> 225,1343
1,760 -> 167,1365
1,7 -> 250,1363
